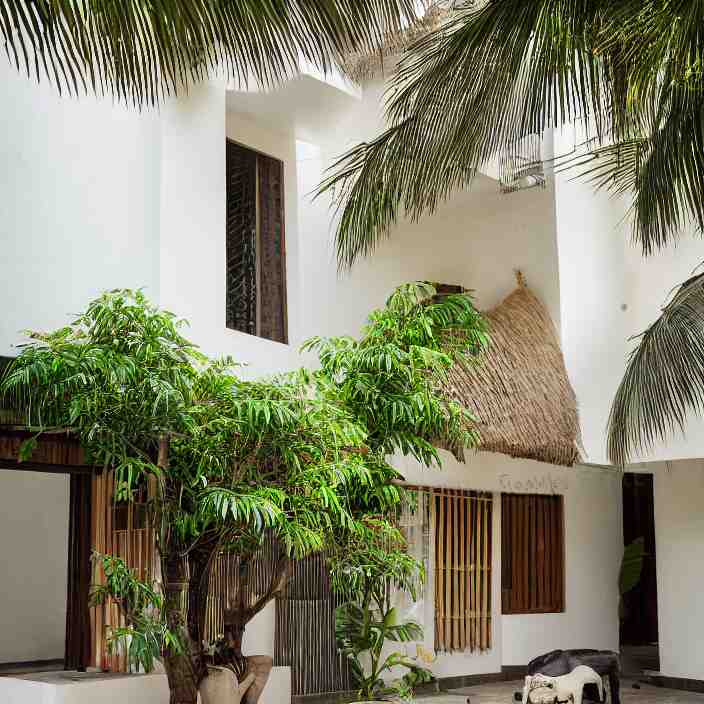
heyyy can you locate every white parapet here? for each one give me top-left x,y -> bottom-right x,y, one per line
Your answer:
0,667 -> 291,704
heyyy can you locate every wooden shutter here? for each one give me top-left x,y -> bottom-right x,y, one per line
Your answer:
433,488 -> 492,653
501,493 -> 564,614
257,153 -> 287,344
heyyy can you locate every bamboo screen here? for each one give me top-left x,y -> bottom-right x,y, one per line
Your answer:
90,471 -> 155,671
274,552 -> 351,696
203,531 -> 286,644
433,488 -> 492,653
501,493 -> 564,615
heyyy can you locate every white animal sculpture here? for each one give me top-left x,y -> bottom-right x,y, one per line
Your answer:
199,665 -> 256,704
522,665 -> 605,704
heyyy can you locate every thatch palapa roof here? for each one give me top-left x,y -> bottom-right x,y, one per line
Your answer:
340,2 -> 452,83
444,274 -> 582,467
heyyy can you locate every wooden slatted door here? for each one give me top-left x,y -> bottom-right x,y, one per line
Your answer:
501,493 -> 564,614
433,488 -> 492,653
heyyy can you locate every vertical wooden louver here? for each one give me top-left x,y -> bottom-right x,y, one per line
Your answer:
433,489 -> 492,653
274,552 -> 351,696
90,472 -> 155,671
226,140 -> 287,343
501,493 -> 564,615
257,153 -> 287,344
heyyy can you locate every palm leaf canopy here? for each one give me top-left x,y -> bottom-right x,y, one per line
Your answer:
0,0 -> 418,105
319,0 -> 704,269
608,272 -> 704,467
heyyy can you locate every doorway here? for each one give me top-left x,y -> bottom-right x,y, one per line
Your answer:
0,469 -> 69,672
621,473 -> 659,675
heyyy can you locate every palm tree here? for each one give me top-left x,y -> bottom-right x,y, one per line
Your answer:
318,0 -> 704,465
1,1 -> 417,105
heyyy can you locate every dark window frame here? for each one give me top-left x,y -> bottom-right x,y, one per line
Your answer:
225,139 -> 288,344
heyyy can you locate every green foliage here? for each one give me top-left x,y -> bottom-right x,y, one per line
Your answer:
607,273 -> 704,466
619,537 -> 646,596
304,281 -> 488,468
0,284 -> 486,680
618,537 -> 646,623
91,553 -> 180,673
330,518 -> 433,702
1,289 -> 202,491
318,1 -> 704,270
0,1 -> 417,106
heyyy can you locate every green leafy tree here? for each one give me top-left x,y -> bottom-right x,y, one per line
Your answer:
1,283 -> 486,704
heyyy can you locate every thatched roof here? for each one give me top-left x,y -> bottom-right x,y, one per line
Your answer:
444,275 -> 582,467
340,3 -> 452,83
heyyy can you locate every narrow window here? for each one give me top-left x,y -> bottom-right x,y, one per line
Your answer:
501,493 -> 565,614
226,140 -> 287,343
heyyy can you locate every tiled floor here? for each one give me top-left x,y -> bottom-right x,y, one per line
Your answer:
445,679 -> 704,704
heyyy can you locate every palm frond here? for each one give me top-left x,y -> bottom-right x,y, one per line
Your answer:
574,99 -> 704,255
320,0 -> 704,268
607,272 -> 704,466
0,0 -> 417,106
320,0 -> 612,267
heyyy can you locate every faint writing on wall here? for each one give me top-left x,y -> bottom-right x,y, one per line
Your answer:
498,473 -> 569,494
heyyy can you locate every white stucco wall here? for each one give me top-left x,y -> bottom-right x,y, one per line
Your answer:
294,79 -> 561,344
398,452 -> 622,675
647,459 -> 704,681
553,126 -> 631,465
0,470 -> 69,663
622,235 -> 704,462
0,57 -> 161,356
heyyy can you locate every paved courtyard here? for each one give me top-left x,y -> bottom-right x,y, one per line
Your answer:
442,679 -> 704,704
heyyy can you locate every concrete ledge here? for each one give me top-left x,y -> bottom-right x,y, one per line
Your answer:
645,673 -> 704,694
0,666 -> 291,704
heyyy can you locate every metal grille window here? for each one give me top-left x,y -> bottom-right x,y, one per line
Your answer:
226,140 -> 287,343
501,493 -> 565,615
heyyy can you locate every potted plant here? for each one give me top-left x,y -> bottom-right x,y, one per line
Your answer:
330,517 -> 433,703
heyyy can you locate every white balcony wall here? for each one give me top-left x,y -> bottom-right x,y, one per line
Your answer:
622,235 -> 704,462
553,125 -> 631,465
296,79 -> 562,343
0,57 -> 161,357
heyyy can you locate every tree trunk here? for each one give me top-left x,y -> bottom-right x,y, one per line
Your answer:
162,548 -> 203,704
163,651 -> 200,704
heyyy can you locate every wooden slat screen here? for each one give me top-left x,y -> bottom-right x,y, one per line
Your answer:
203,530 -> 286,644
257,153 -> 287,344
90,472 -> 155,671
274,552 -> 351,696
433,488 -> 492,653
501,493 -> 564,615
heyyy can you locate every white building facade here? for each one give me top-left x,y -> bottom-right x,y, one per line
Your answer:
0,49 -> 701,695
